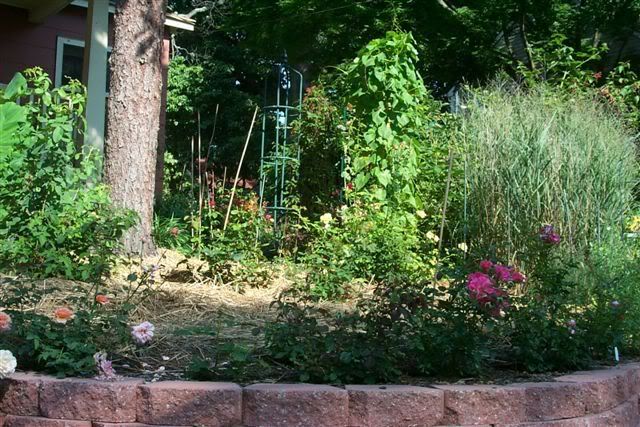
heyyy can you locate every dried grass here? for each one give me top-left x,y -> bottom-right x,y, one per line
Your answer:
3,249 -> 350,379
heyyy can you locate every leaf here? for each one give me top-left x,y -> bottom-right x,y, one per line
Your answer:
52,126 -> 63,143
375,169 -> 392,187
374,187 -> 387,201
354,174 -> 370,190
0,103 -> 26,155
3,72 -> 27,100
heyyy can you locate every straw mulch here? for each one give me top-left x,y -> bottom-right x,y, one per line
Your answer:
2,249 -> 350,381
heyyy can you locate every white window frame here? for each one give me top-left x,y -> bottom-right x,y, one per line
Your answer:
55,36 -> 112,95
55,36 -> 85,88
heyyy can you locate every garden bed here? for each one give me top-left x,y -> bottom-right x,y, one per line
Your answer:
0,363 -> 639,426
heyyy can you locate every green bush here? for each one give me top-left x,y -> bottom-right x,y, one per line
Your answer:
462,83 -> 638,262
265,276 -> 491,383
299,205 -> 430,300
295,83 -> 344,218
0,69 -> 135,280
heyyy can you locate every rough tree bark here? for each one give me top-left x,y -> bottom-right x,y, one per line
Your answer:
105,0 -> 168,255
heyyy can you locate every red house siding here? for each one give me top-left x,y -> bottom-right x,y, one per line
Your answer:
0,5 -> 95,83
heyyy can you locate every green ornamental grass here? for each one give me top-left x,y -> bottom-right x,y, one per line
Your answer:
462,83 -> 638,262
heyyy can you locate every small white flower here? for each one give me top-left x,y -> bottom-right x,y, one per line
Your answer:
416,210 -> 427,219
457,242 -> 468,252
131,321 -> 155,346
319,213 -> 333,226
426,231 -> 440,242
162,356 -> 170,361
0,350 -> 17,379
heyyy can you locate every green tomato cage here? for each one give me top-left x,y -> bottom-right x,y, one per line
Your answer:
258,54 -> 304,233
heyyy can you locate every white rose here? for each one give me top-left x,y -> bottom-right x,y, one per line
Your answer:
319,213 -> 333,226
426,231 -> 440,242
0,350 -> 17,379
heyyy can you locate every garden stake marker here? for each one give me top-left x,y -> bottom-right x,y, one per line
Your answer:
223,106 -> 259,232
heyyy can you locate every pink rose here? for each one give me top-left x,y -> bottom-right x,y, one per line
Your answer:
479,260 -> 493,272
540,225 -> 561,245
511,270 -> 526,283
494,264 -> 513,282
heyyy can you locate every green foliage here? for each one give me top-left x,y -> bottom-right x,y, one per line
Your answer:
341,31 -> 441,213
267,232 -> 640,382
462,83 -> 638,263
299,205 -> 431,300
295,83 -> 344,217
210,0 -> 640,98
518,35 -> 640,129
504,252 -> 592,372
165,48 -> 263,175
265,277 -> 490,383
0,69 -> 135,281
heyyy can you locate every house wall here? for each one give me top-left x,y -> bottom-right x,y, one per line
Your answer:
0,4 -> 116,84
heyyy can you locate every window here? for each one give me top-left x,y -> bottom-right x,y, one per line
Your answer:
55,37 -> 111,92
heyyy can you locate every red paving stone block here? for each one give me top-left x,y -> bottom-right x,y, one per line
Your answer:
4,415 -> 91,427
39,377 -> 141,422
497,396 -> 639,426
554,367 -> 631,412
346,385 -> 444,427
136,381 -> 242,427
509,370 -> 634,423
508,381 -> 592,422
93,423 -> 190,427
243,383 -> 349,427
0,372 -> 41,416
434,384 -> 527,425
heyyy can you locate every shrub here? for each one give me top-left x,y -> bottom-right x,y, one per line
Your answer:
462,83 -> 638,262
0,69 -> 135,281
341,31 -> 445,215
265,275 -> 492,383
299,205 -> 431,300
295,83 -> 344,217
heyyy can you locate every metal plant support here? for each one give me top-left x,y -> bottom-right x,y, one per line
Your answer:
258,55 -> 303,233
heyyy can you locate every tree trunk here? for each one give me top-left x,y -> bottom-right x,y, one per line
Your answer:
105,0 -> 168,255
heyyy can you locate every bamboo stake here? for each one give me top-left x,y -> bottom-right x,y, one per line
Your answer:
197,111 -> 203,255
438,147 -> 454,254
190,136 -> 195,243
207,104 -> 220,155
222,167 -> 227,190
223,106 -> 259,232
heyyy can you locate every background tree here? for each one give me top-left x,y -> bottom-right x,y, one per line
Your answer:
161,0 -> 640,204
105,0 -> 168,254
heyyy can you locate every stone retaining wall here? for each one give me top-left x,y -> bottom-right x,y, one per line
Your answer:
0,364 -> 639,426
